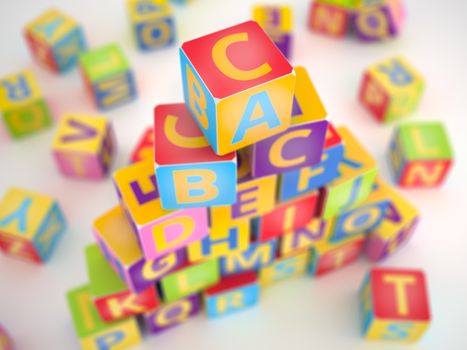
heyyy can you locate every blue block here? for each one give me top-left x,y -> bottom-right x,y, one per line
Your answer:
206,283 -> 259,318
93,72 -> 137,110
135,17 -> 176,51
220,240 -> 277,275
33,203 -> 67,261
53,27 -> 87,72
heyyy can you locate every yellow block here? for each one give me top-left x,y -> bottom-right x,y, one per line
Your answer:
25,8 -> 78,44
0,70 -> 42,110
127,0 -> 172,22
365,319 -> 429,343
253,5 -> 293,32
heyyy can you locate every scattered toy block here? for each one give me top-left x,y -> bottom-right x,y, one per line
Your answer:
144,294 -> 201,334
308,1 -> 350,38
0,70 -> 53,139
309,236 -> 364,276
79,43 -> 136,110
388,121 -> 453,187
253,192 -> 319,242
130,127 -> 154,163
24,8 -> 87,73
85,244 -> 159,322
0,187 -> 66,263
279,219 -> 327,257
0,324 -> 14,350
52,114 -> 116,179
359,56 -> 424,123
253,5 -> 293,58
365,180 -> 419,261
210,173 -> 277,228
278,123 -> 344,202
187,220 -> 250,263
180,21 -> 296,155
249,66 -> 328,178
353,0 -> 405,42
220,240 -> 277,275
154,103 -> 237,209
360,267 -> 431,342
318,126 -> 377,219
160,259 -> 219,302
93,205 -> 186,293
205,271 -> 260,318
113,160 -> 208,260
67,285 -> 142,350
127,0 -> 176,51
260,251 -> 309,286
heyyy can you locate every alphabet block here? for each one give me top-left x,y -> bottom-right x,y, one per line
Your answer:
210,173 -> 277,228
24,8 -> 87,73
308,1 -> 350,38
113,160 -> 209,260
318,126 -> 377,219
127,0 -> 176,51
220,240 -> 277,275
308,236 -> 364,276
0,70 -> 53,139
253,192 -> 319,242
278,123 -> 343,202
160,259 -> 219,302
0,188 -> 66,263
52,114 -> 116,179
0,324 -> 14,350
388,122 -> 453,187
130,127 -> 153,163
259,251 -> 309,286
353,0 -> 405,42
187,220 -> 250,263
316,0 -> 359,8
154,103 -> 237,209
180,21 -> 296,155
204,271 -> 260,318
86,244 -> 160,322
253,5 -> 293,58
79,43 -> 136,110
359,56 -> 424,123
93,205 -> 186,293
360,268 -> 431,342
249,66 -> 328,177
144,294 -> 201,334
67,285 -> 142,350
279,219 -> 326,257
365,180 -> 419,261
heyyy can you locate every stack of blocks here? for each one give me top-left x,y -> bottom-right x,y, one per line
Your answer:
64,21 -> 433,349
308,0 -> 405,41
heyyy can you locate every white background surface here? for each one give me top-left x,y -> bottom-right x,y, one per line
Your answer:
1,0 -> 466,349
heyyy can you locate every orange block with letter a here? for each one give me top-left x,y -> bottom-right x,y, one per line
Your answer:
360,267 -> 431,342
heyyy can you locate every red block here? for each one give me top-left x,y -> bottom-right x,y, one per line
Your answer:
359,72 -> 391,122
130,127 -> 154,163
0,233 -> 42,264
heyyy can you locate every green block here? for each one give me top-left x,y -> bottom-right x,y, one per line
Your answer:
317,0 -> 359,9
160,259 -> 219,302
79,43 -> 130,82
398,122 -> 453,161
85,244 -> 127,299
3,99 -> 52,138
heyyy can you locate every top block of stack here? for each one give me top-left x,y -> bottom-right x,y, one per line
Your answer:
180,21 -> 296,155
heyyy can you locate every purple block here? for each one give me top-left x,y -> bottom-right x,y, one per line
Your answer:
250,120 -> 328,178
144,294 -> 201,334
352,5 -> 399,42
272,33 -> 292,59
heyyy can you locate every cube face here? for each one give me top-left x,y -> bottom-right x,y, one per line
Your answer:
130,127 -> 154,163
278,123 -> 343,202
309,2 -> 350,38
205,271 -> 259,318
24,8 -> 87,72
144,294 -> 201,334
319,127 -> 377,219
181,21 -> 295,155
0,70 -> 52,138
0,188 -> 66,262
360,268 -> 431,342
220,240 -> 277,275
253,5 -> 293,58
389,122 -> 453,187
160,259 -> 220,302
154,103 -> 237,209
260,251 -> 309,286
279,219 -> 326,257
254,193 -> 319,241
67,285 -> 142,349
128,0 -> 176,51
79,44 -> 136,110
53,114 -> 116,179
362,56 -> 425,122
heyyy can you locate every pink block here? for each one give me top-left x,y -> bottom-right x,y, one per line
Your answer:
53,151 -> 104,179
139,207 -> 209,260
